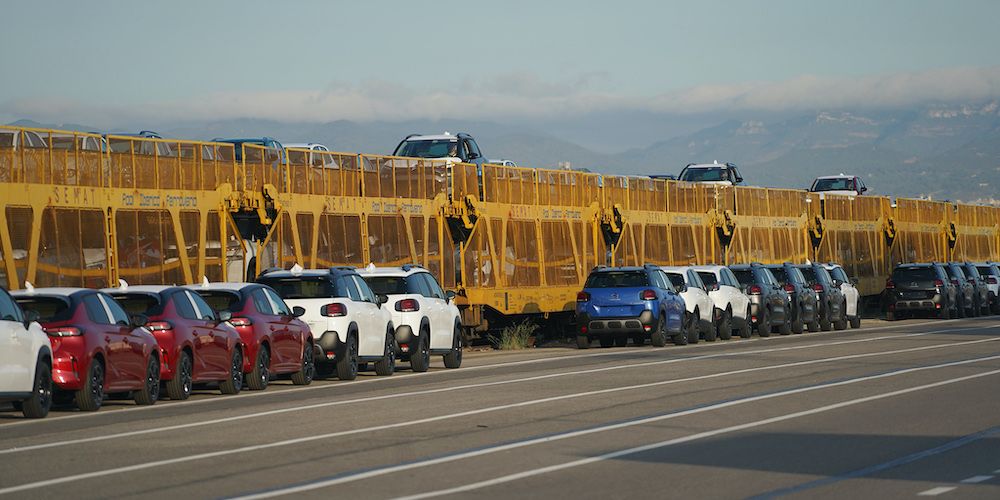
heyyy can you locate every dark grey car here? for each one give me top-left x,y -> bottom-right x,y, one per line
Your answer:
886,263 -> 957,320
944,262 -> 979,317
729,264 -> 791,336
764,263 -> 819,334
795,263 -> 847,331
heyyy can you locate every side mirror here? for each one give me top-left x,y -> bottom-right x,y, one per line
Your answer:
23,309 -> 40,328
679,283 -> 688,293
735,176 -> 744,183
446,290 -> 456,303
376,294 -> 388,306
850,277 -> 859,286
217,310 -> 233,322
861,186 -> 868,193
292,306 -> 305,317
130,313 -> 149,329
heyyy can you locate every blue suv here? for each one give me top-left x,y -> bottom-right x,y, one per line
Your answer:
575,265 -> 686,349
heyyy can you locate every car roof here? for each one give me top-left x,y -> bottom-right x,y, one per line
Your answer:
691,265 -> 727,272
357,265 -> 428,277
183,282 -> 259,292
685,163 -> 728,169
102,285 -> 183,295
815,174 -> 858,179
10,287 -> 94,297
403,134 -> 459,142
258,267 -> 357,279
659,266 -> 692,272
283,143 -> 327,149
590,266 -> 646,273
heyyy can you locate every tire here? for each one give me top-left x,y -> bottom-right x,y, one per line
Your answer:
291,342 -> 315,385
75,359 -> 105,412
613,334 -> 628,347
576,335 -> 590,349
702,310 -> 717,342
779,316 -> 792,335
791,305 -> 804,334
410,332 -> 430,372
599,336 -> 615,348
133,355 -> 160,406
374,332 -> 396,376
738,308 -> 752,339
834,307 -> 848,330
686,311 -> 699,344
651,315 -> 668,347
443,325 -> 463,369
717,309 -> 732,341
166,352 -> 193,401
247,345 -> 271,390
849,314 -> 861,329
757,308 -> 771,337
21,359 -> 52,418
220,348 -> 243,395
336,334 -> 359,381
819,306 -> 832,331
886,310 -> 897,321
938,306 -> 950,320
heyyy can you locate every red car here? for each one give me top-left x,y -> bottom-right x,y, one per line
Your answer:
106,284 -> 244,400
12,287 -> 160,411
187,282 -> 314,390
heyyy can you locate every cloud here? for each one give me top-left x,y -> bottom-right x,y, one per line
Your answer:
5,66 -> 1000,126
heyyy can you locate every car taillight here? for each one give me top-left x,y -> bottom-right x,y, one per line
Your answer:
989,277 -> 998,285
45,326 -> 82,337
228,317 -> 253,327
748,284 -> 762,295
885,279 -> 895,290
577,291 -> 590,302
146,321 -> 173,331
640,289 -> 657,300
783,283 -> 796,293
812,283 -> 824,292
395,299 -> 420,312
939,279 -> 948,287
320,303 -> 347,317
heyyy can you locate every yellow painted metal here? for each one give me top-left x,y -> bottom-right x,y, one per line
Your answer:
4,124 -> 1000,324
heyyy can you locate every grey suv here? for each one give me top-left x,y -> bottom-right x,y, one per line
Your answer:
729,263 -> 791,336
796,263 -> 847,330
886,263 -> 957,320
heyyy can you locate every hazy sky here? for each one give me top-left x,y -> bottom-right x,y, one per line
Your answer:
3,0 -> 1000,125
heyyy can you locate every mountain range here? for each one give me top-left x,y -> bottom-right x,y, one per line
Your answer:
10,101 -> 1000,203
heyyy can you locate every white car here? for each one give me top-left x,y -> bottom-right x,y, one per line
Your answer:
678,161 -> 744,186
974,262 -> 1000,314
284,142 -> 337,168
256,266 -> 396,380
692,265 -> 753,339
661,266 -> 717,342
358,264 -> 463,371
822,263 -> 862,329
0,288 -> 52,418
809,174 -> 868,198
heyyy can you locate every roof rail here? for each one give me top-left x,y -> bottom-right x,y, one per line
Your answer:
258,267 -> 285,276
400,263 -> 425,272
329,266 -> 356,272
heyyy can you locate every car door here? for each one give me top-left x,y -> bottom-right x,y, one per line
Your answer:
186,291 -> 229,378
351,275 -> 385,357
688,270 -> 713,322
0,290 -> 33,393
90,293 -> 140,389
420,273 -> 451,349
250,288 -> 284,368
262,287 -> 301,371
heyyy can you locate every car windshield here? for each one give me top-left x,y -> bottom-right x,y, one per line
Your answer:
257,277 -> 335,299
812,178 -> 853,191
697,272 -> 718,288
14,297 -> 73,322
365,276 -> 408,295
680,167 -> 729,182
394,139 -> 458,159
731,269 -> 754,287
195,290 -> 241,312
585,271 -> 649,288
893,268 -> 937,282
111,294 -> 160,315
664,273 -> 686,289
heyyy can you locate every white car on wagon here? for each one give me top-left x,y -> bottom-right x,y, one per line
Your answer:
256,265 -> 396,380
359,264 -> 463,371
661,266 -> 718,342
692,265 -> 752,339
0,287 -> 52,418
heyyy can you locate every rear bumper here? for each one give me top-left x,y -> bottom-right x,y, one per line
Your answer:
316,331 -> 342,363
578,310 -> 655,335
889,293 -> 945,312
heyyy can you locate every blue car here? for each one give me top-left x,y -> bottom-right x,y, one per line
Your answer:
575,264 -> 686,349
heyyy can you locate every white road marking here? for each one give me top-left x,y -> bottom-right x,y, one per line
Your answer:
959,475 -> 994,484
388,366 -> 1000,500
47,351 -> 997,500
2,329 -> 988,455
917,487 -> 957,496
0,318 -> 975,428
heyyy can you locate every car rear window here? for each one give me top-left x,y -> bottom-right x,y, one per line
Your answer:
364,276 -> 409,295
697,272 -> 718,288
892,268 -> 937,281
258,277 -> 336,299
110,293 -> 161,315
585,271 -> 649,288
195,290 -> 242,312
977,266 -> 997,277
731,269 -> 754,287
663,272 -> 686,289
768,268 -> 790,284
14,296 -> 73,322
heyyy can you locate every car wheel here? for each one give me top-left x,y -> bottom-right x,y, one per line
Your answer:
166,352 -> 193,400
850,314 -> 861,329
631,333 -> 646,346
703,310 -> 717,342
336,334 -> 359,381
21,359 -> 52,418
651,315 -> 668,347
220,348 -> 243,395
938,306 -> 951,319
410,331 -> 430,373
576,335 -> 590,349
75,359 -> 105,412
133,355 -> 160,406
807,313 -> 821,332
686,311 -> 699,344
248,346 -> 271,390
374,332 -> 396,376
791,305 -> 805,334
738,307 -> 752,339
599,336 -> 615,348
779,315 -> 792,335
443,324 -> 463,369
717,308 -> 732,341
757,308 -> 771,337
819,307 -> 832,331
291,342 -> 315,385
886,310 -> 897,321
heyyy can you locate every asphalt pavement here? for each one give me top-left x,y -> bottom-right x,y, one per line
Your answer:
2,317 -> 999,499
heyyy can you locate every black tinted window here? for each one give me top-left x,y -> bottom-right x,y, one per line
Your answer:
420,274 -> 446,299
892,268 -> 937,281
768,268 -> 790,284
0,290 -> 23,322
664,273 -> 686,289
197,291 -> 241,312
112,293 -> 161,316
83,294 -> 111,324
15,297 -> 72,322
173,293 -> 198,319
799,267 -> 817,283
585,271 -> 649,288
731,269 -> 754,287
188,292 -> 217,320
258,277 -> 335,299
102,295 -> 131,325
252,290 -> 274,314
946,265 -> 966,280
365,276 -> 408,295
697,272 -> 718,288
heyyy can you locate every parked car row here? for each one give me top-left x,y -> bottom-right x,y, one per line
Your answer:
885,261 -> 1000,320
0,264 -> 462,418
574,261 -> 862,348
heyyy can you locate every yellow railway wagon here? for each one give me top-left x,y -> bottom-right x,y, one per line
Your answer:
815,194 -> 893,296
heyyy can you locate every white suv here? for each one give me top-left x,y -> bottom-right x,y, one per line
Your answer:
662,266 -> 717,342
359,264 -> 463,371
692,265 -> 752,339
0,287 -> 52,418
822,263 -> 862,329
256,266 -> 396,380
